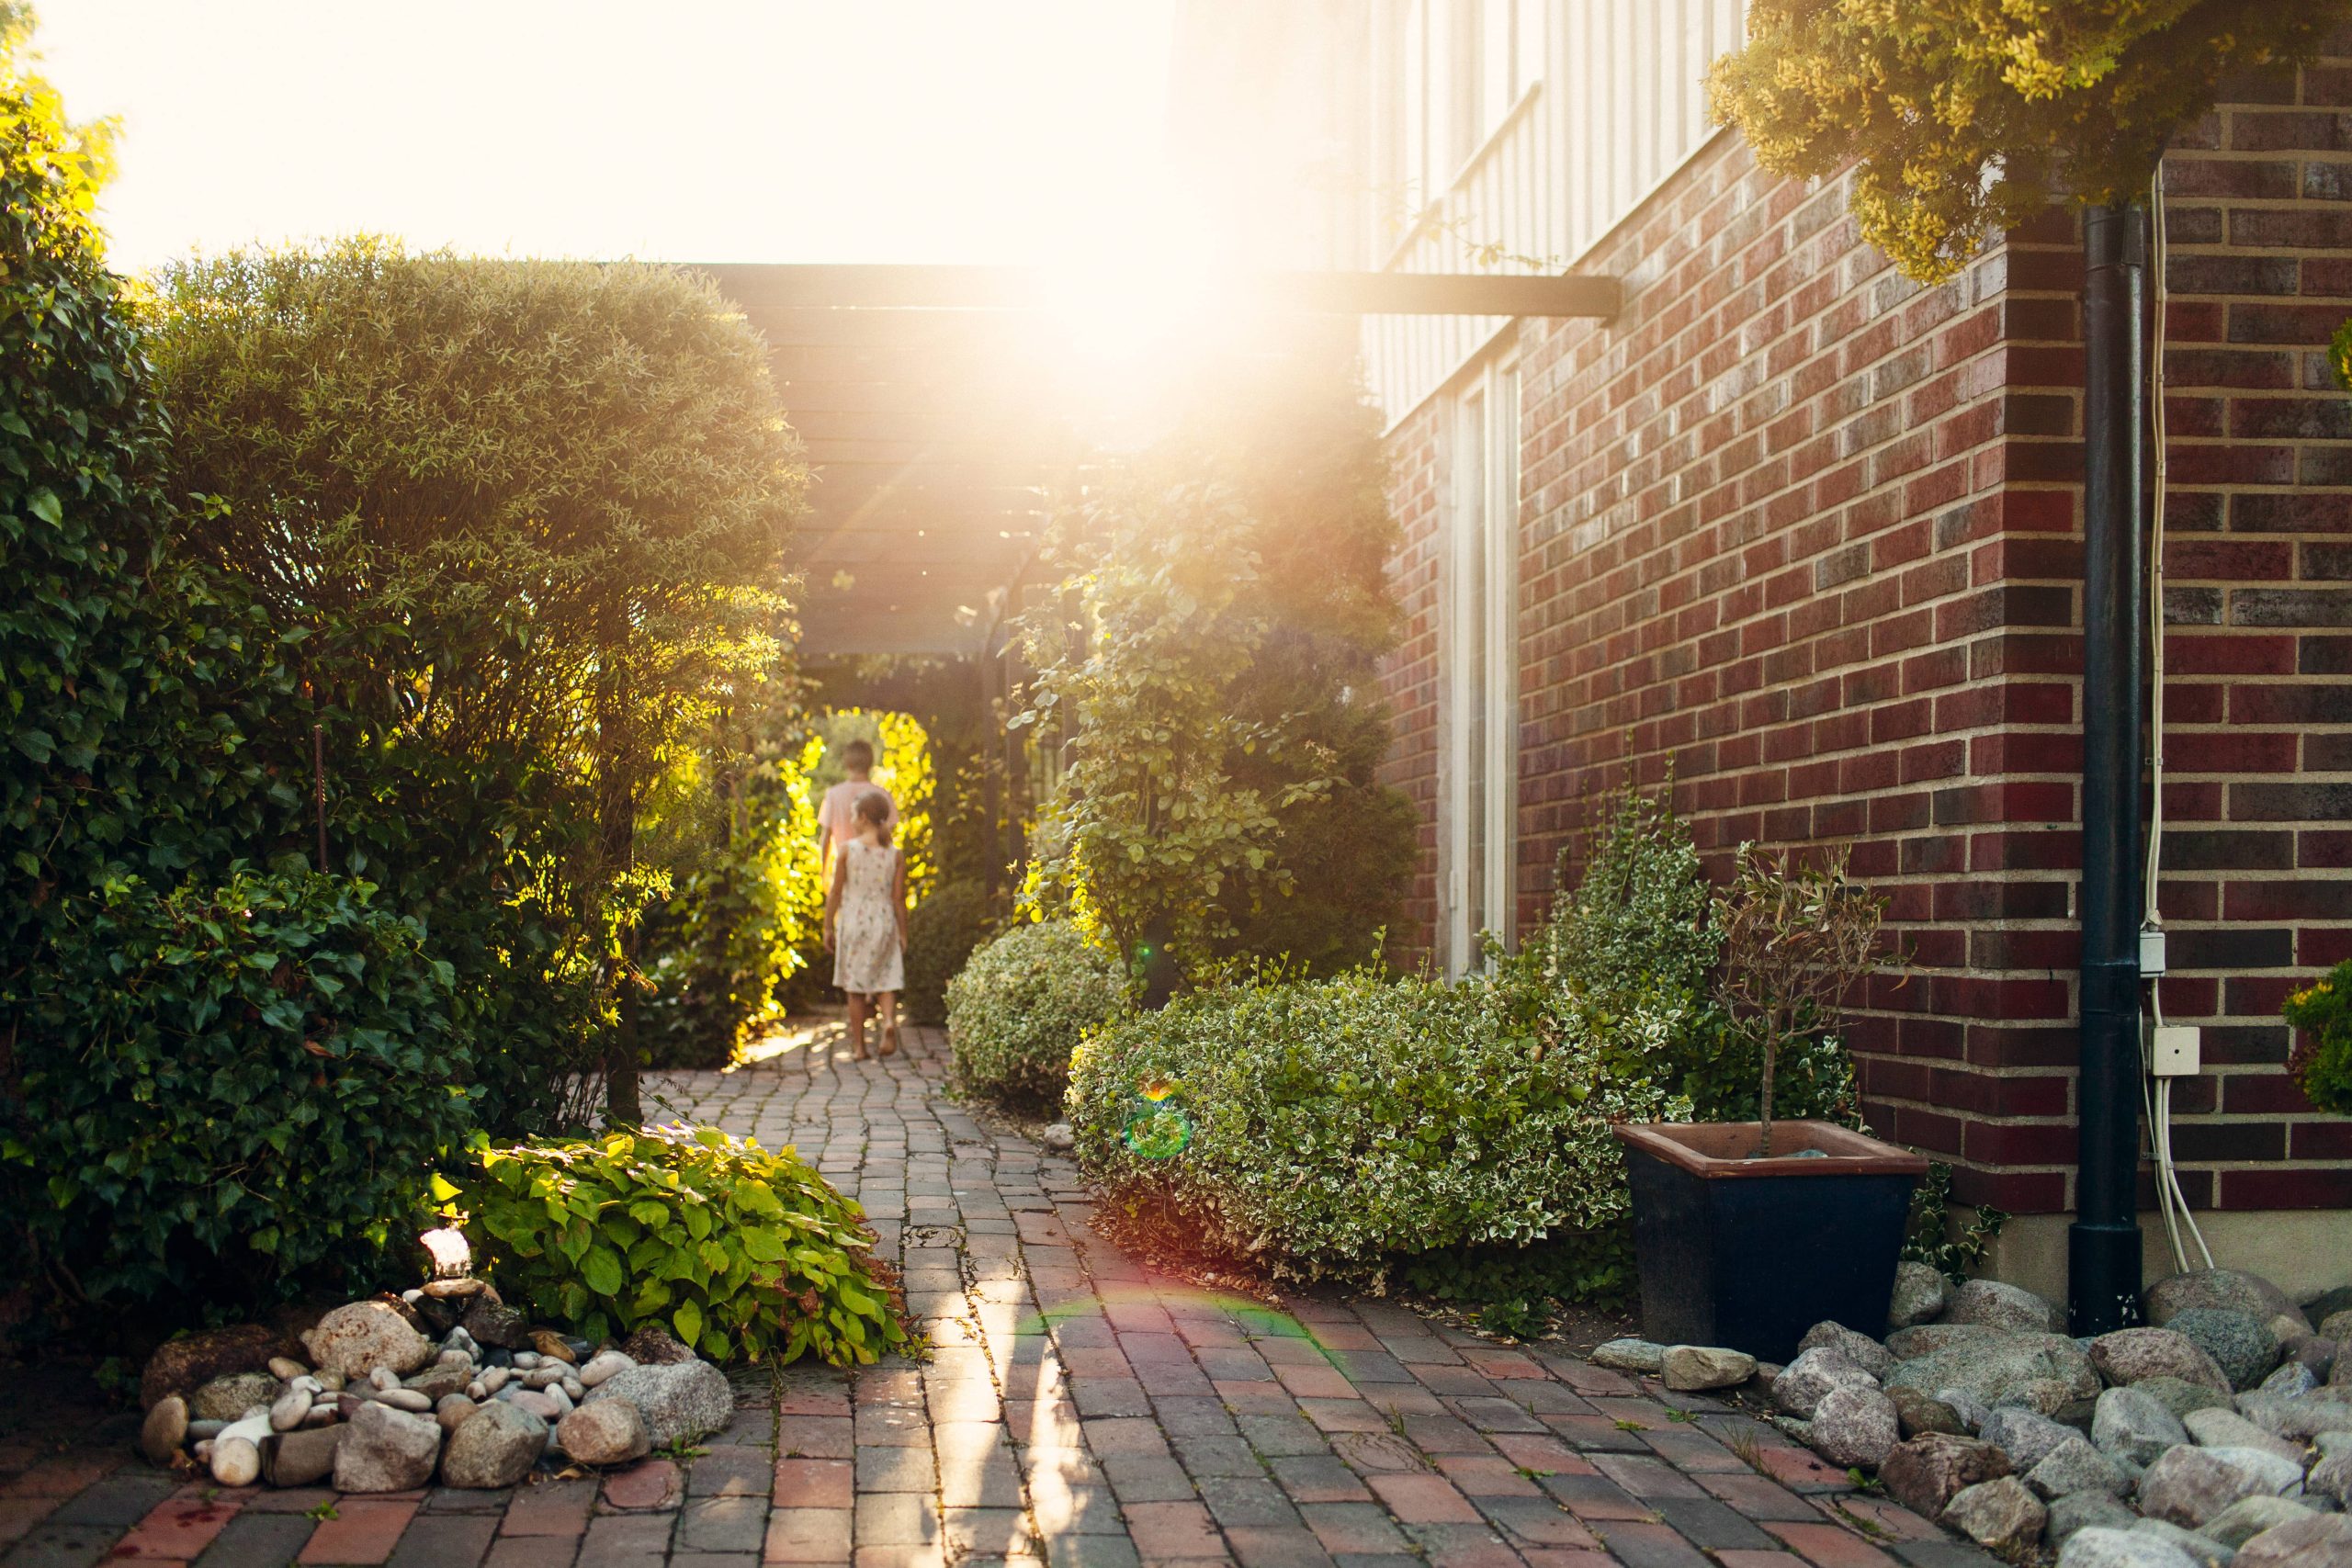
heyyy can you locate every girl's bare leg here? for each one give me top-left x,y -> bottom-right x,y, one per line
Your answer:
846,993 -> 870,1059
877,992 -> 900,1056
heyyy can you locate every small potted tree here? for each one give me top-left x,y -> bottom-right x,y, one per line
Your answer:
1613,846 -> 1926,1363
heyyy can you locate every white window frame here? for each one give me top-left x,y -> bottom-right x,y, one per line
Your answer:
1442,354 -> 1521,976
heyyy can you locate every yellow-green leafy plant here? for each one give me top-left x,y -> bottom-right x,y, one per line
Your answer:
447,1126 -> 909,1365
1709,2 -> 2350,283
2282,961 -> 2352,1116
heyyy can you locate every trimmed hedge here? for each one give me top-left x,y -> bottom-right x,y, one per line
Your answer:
1067,964 -> 1687,1288
945,921 -> 1128,1110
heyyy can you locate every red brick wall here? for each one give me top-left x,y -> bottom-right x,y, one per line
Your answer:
1378,400 -> 1445,969
1373,43 -> 2352,1217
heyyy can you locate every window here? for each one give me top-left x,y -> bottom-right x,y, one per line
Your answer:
1443,356 -> 1520,974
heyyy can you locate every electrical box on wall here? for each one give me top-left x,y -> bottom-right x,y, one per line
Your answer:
2140,927 -> 2168,975
2152,1025 -> 2201,1077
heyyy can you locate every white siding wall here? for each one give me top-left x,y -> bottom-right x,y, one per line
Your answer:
1366,0 -> 1743,425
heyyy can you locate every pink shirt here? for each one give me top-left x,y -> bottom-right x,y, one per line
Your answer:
819,780 -> 897,855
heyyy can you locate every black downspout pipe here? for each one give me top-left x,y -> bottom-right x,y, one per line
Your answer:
2070,202 -> 2149,1336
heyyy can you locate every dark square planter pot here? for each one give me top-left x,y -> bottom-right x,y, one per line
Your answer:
1612,1121 -> 1928,1365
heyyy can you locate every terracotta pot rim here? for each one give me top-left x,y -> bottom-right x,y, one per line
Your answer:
1611,1119 -> 1930,1179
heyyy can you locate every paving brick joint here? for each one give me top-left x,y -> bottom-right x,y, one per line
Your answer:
0,1021 -> 1993,1568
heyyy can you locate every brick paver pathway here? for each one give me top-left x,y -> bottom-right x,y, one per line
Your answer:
1,1021 -> 1992,1568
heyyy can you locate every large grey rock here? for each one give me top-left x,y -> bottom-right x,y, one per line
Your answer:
1589,1337 -> 1666,1373
1661,1345 -> 1756,1391
2029,1435 -> 2135,1500
2309,1450 -> 2352,1510
581,1359 -> 732,1448
1939,1385 -> 1995,1434
2137,1445 -> 2302,1529
2256,1360 -> 2319,1398
1799,1321 -> 1896,1382
1812,1384 -> 1901,1468
303,1301 -> 434,1382
1890,1332 -> 2099,1415
189,1371 -> 282,1422
1985,1404 -> 2084,1472
2129,1520 -> 2236,1568
441,1401 -> 547,1489
2182,1407 -> 2306,1468
1889,1386 -> 1968,1438
1887,1322 -> 2007,1360
2141,1376 -> 2238,1422
260,1425 -> 345,1488
333,1400 -> 443,1493
2059,1526 -> 2202,1568
2169,1310 -> 2279,1393
556,1399 -> 650,1466
1773,1345 -> 1879,1419
2200,1496 -> 2316,1551
2097,1385 -> 2191,1466
1888,1262 -> 1949,1331
1945,1475 -> 2047,1555
2237,1387 -> 2352,1441
2233,1512 -> 2352,1568
2147,1272 -> 2307,1337
2321,1309 -> 2352,1344
2094,1328 -> 2235,1393
2047,1491 -> 2142,1550
1950,1279 -> 2065,1335
1879,1432 -> 2012,1518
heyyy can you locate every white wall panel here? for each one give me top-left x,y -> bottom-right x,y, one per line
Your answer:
1366,0 -> 1747,427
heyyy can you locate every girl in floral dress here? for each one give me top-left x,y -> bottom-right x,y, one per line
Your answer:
824,787 -> 908,1059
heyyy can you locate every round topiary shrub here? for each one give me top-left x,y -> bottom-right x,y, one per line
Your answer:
904,878 -> 998,1027
945,921 -> 1129,1110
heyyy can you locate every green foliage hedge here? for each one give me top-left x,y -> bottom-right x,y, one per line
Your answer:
148,238 -> 806,1124
453,1125 -> 908,1365
9,870 -> 471,1304
904,877 -> 996,1027
2,8 -> 819,1337
946,921 -> 1129,1110
1067,783 -> 1871,1304
1069,964 -> 1685,1288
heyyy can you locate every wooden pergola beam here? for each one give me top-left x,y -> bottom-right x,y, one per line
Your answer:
699,264 -> 1620,320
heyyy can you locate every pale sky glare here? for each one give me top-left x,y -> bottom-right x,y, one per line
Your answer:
31,1 -> 1191,274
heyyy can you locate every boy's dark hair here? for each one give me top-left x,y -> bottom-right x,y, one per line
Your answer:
842,738 -> 875,770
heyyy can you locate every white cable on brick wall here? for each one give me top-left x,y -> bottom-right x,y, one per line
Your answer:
2145,160 -> 2213,1275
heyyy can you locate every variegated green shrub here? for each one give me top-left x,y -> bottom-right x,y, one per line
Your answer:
450,1125 -> 908,1365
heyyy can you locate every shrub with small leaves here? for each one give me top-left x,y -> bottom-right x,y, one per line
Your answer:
8,868 -> 469,1310
945,920 -> 1130,1109
450,1126 -> 909,1365
1068,964 -> 1685,1289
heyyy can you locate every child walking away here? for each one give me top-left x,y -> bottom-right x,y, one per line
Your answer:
824,786 -> 909,1059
